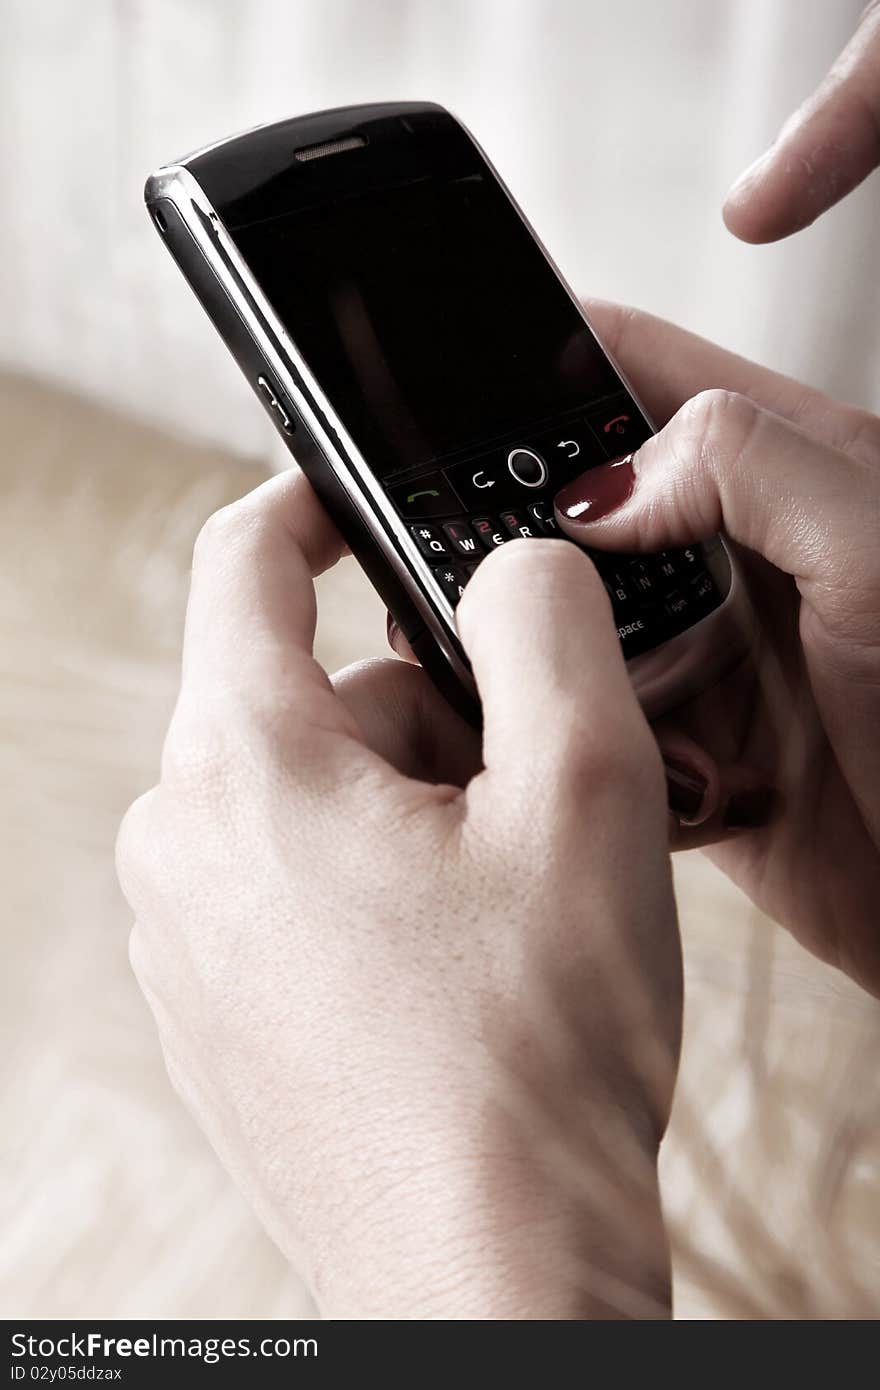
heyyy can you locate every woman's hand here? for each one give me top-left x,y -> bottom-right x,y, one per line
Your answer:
724,2 -> 880,242
116,470 -> 681,1320
556,300 -> 880,995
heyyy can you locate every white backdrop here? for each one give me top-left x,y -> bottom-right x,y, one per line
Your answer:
2,0 -> 878,460
4,2 -> 880,1320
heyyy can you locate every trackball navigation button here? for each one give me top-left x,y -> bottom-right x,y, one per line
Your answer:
507,447 -> 548,488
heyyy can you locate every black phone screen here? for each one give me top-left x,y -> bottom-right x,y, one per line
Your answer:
232,137 -> 619,480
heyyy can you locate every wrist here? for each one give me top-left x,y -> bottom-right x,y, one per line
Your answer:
308,1120 -> 669,1320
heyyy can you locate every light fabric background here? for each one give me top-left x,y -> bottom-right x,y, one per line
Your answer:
2,0 -> 879,1319
4,0 -> 880,449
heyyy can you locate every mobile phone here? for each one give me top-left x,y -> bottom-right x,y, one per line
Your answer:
145,102 -> 749,724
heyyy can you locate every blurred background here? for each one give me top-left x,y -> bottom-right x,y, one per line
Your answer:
2,0 -> 879,1320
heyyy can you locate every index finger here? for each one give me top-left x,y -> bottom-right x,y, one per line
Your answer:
586,298 -> 878,462
181,468 -> 351,727
722,4 -> 880,243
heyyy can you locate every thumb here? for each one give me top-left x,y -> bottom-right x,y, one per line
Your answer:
455,539 -> 663,817
553,388 -> 878,600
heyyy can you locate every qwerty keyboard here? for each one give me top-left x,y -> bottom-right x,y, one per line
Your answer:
388,394 -> 724,660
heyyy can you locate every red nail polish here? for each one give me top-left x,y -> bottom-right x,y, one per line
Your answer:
555,454 -> 636,524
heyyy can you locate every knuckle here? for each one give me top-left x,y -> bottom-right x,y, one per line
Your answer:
500,737 -> 666,871
159,692 -> 244,793
803,563 -> 880,672
504,704 -> 663,838
192,503 -> 237,564
564,715 -> 663,804
115,787 -> 164,906
679,388 -> 762,507
191,498 -> 259,568
837,408 -> 880,466
684,388 -> 758,466
127,922 -> 152,990
128,924 -> 179,1017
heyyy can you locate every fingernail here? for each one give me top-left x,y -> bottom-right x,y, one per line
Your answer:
723,786 -> 778,829
555,454 -> 635,524
386,612 -> 401,652
664,760 -> 708,825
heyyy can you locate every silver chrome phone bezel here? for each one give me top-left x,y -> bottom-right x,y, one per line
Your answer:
147,162 -> 472,691
147,109 -> 752,718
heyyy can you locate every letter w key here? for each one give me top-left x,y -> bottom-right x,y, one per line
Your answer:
442,522 -> 480,557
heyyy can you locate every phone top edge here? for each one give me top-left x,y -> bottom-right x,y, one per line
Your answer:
148,101 -> 449,183
145,102 -> 458,229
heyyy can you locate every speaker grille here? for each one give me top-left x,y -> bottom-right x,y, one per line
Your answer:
294,135 -> 367,163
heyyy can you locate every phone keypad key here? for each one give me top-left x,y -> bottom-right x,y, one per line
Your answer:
471,516 -> 507,550
389,474 -> 461,519
499,509 -> 538,540
443,456 -> 512,511
586,397 -> 652,457
615,613 -> 652,654
604,567 -> 632,606
442,520 -> 481,558
663,588 -> 690,620
409,524 -> 449,559
690,570 -> 715,604
434,564 -> 469,605
657,552 -> 678,582
528,501 -> 560,535
627,559 -> 658,597
675,546 -> 700,572
532,425 -> 603,484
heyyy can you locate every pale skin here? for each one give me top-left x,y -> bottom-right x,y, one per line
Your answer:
118,24 -> 880,1318
559,300 -> 880,997
118,502 -> 682,1319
